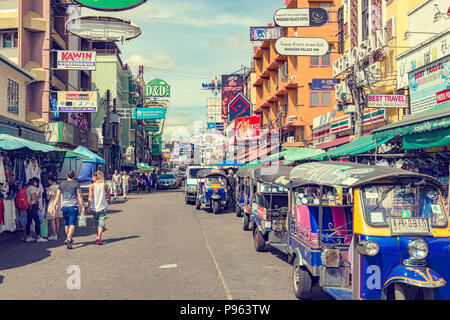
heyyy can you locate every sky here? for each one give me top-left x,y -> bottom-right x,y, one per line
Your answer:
85,0 -> 286,140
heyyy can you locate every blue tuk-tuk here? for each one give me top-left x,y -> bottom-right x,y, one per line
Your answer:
250,166 -> 292,252
195,169 -> 228,214
281,162 -> 450,300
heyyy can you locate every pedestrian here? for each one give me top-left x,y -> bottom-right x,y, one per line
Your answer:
226,169 -> 236,210
25,178 -> 47,243
146,173 -> 152,193
122,170 -> 130,200
87,170 -> 111,245
46,176 -> 62,241
151,170 -> 157,189
112,169 -> 121,200
54,170 -> 86,249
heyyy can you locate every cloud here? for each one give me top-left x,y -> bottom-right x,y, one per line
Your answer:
211,32 -> 252,54
125,53 -> 176,70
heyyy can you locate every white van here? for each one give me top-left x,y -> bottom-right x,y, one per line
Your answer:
184,165 -> 213,204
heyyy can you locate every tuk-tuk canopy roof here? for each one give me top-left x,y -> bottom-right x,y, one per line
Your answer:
252,166 -> 293,187
290,161 -> 443,188
197,168 -> 227,178
236,165 -> 261,178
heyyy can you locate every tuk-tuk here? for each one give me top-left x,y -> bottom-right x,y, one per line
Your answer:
279,161 -> 449,300
195,169 -> 228,214
250,166 -> 292,252
237,166 -> 262,231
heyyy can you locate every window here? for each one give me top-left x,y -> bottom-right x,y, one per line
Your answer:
7,79 -> 19,115
268,78 -> 271,95
362,0 -> 369,41
275,71 -> 279,89
1,32 -> 18,48
310,90 -> 332,107
284,94 -> 289,116
311,45 -> 331,66
320,2 -> 332,24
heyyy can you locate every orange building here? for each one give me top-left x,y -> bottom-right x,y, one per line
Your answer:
252,0 -> 341,148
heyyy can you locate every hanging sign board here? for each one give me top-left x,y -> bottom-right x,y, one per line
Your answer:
132,107 -> 166,120
56,91 -> 97,112
145,79 -> 170,98
312,79 -> 340,90
274,8 -> 328,27
250,26 -> 282,41
366,94 -> 408,109
56,50 -> 96,70
73,0 -> 147,11
275,37 -> 329,56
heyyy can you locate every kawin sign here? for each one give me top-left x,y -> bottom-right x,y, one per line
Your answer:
74,0 -> 147,11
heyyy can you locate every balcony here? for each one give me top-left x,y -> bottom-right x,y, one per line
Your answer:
23,11 -> 46,32
0,10 -> 18,30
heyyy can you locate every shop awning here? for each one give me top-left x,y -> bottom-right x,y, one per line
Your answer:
261,148 -> 325,164
402,126 -> 450,150
242,159 -> 261,168
316,136 -> 351,150
372,101 -> 450,141
72,146 -> 105,164
0,134 -> 59,152
309,135 -> 393,160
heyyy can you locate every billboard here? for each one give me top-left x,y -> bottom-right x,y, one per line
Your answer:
366,94 -> 408,109
221,74 -> 243,120
56,50 -> 96,70
250,26 -> 282,41
56,91 -> 97,112
227,93 -> 252,122
408,55 -> 450,114
235,116 -> 261,141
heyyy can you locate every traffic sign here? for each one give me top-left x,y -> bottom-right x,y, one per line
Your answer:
227,93 -> 252,122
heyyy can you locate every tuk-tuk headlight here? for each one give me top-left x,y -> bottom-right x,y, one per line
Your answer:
356,240 -> 379,256
408,239 -> 428,260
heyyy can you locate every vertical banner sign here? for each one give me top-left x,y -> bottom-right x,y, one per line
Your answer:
221,74 -> 243,120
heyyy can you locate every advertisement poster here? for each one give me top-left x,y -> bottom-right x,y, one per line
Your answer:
57,50 -> 96,70
221,74 -> 243,120
235,116 -> 261,141
56,91 -> 97,112
408,55 -> 450,114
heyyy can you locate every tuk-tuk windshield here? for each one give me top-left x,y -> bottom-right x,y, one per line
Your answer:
260,183 -> 288,193
206,176 -> 226,186
362,185 -> 447,227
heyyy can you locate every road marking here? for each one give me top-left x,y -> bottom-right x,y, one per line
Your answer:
158,264 -> 178,269
197,219 -> 234,300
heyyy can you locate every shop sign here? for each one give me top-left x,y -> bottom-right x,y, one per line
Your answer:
330,115 -> 352,134
366,94 -> 408,109
397,31 -> 450,89
275,37 -> 329,56
73,0 -> 146,11
207,123 -> 216,129
227,93 -> 252,122
437,88 -> 450,104
56,91 -> 97,112
362,108 -> 387,127
273,8 -> 328,27
333,29 -> 387,77
408,55 -> 450,114
132,107 -> 166,120
145,79 -> 170,97
312,79 -> 340,90
250,26 -> 282,41
202,75 -> 222,96
56,50 -> 96,70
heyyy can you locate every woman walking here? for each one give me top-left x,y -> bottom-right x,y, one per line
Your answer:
25,178 -> 47,243
121,170 -> 130,200
46,176 -> 62,240
87,171 -> 111,245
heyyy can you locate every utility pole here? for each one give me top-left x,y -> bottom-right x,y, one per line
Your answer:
345,65 -> 365,140
103,89 -> 111,175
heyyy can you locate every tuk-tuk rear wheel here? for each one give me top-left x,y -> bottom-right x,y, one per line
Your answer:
243,214 -> 250,231
195,199 -> 200,210
253,228 -> 266,252
293,257 -> 312,300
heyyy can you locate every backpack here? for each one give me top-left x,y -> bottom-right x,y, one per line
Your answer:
15,186 -> 30,210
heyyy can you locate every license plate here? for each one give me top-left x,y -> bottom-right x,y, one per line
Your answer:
211,184 -> 221,188
389,218 -> 433,236
264,221 -> 272,229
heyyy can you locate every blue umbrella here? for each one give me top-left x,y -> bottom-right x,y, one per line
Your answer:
213,160 -> 245,167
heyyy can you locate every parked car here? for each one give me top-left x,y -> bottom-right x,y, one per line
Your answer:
157,173 -> 179,189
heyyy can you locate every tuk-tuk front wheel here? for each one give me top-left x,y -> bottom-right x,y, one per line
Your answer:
195,199 -> 201,210
253,228 -> 266,252
236,206 -> 242,217
293,257 -> 312,300
393,283 -> 434,300
212,200 -> 219,214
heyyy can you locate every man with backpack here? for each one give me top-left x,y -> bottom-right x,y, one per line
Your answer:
53,170 -> 86,249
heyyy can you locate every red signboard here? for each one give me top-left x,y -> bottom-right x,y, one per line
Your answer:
221,75 -> 243,120
235,116 -> 261,141
436,89 -> 450,104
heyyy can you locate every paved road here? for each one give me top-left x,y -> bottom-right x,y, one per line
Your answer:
0,189 -> 330,300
